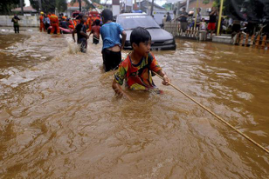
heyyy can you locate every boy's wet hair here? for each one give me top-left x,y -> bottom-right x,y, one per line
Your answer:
95,19 -> 100,26
101,9 -> 113,22
130,27 -> 151,48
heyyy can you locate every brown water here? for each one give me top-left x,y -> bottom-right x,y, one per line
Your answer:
0,29 -> 269,178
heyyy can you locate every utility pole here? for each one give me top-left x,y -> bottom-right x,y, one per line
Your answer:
186,0 -> 190,12
38,0 -> 42,12
20,0 -> 24,15
151,0 -> 154,16
79,0 -> 82,12
217,0 -> 224,36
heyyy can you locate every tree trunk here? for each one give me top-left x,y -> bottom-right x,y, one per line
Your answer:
38,0 -> 42,12
79,0 -> 81,12
20,0 -> 24,15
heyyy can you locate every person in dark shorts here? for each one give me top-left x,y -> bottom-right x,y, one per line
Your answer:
43,14 -> 50,31
11,15 -> 20,33
208,7 -> 218,38
100,9 -> 127,72
90,19 -> 101,45
72,14 -> 89,53
177,8 -> 188,33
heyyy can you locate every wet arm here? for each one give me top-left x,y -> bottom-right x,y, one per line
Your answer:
112,80 -> 132,100
89,29 -> 93,36
156,70 -> 170,86
79,31 -> 89,39
121,31 -> 127,50
72,28 -> 77,42
210,10 -> 216,15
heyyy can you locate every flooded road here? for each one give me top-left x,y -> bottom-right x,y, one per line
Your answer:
0,29 -> 269,178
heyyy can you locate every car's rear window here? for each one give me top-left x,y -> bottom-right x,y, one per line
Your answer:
117,15 -> 160,30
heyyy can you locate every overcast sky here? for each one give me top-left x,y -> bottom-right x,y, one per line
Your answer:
24,0 -> 178,7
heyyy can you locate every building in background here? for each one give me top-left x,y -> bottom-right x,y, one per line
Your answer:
11,6 -> 37,16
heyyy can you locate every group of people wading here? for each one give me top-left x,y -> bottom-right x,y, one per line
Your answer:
39,9 -> 171,100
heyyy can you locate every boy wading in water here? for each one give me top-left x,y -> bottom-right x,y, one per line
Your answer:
90,19 -> 101,45
100,9 -> 127,72
112,27 -> 170,100
72,14 -> 89,53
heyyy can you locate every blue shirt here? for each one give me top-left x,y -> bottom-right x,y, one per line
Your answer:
43,17 -> 50,25
100,22 -> 124,50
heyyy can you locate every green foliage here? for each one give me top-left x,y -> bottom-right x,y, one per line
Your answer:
56,0 -> 67,12
213,0 -> 267,21
162,3 -> 173,11
203,0 -> 210,5
71,0 -> 93,12
30,0 -> 56,13
0,0 -> 21,15
91,0 -> 100,4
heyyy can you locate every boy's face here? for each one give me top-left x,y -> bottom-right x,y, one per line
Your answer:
133,40 -> 151,56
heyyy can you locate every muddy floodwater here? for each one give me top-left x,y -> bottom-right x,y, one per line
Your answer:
0,28 -> 269,178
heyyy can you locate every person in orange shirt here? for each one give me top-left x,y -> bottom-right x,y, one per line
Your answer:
47,12 -> 52,21
68,18 -> 74,29
50,13 -> 60,35
39,12 -> 45,32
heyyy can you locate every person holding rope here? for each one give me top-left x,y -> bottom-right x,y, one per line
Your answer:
112,27 -> 170,100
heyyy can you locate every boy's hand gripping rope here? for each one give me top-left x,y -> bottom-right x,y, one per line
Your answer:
152,71 -> 269,154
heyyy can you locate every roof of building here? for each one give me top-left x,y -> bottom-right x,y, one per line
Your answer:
12,6 -> 37,12
188,0 -> 214,9
67,1 -> 87,8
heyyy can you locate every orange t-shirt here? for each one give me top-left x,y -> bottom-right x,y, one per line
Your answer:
50,14 -> 59,24
39,16 -> 44,23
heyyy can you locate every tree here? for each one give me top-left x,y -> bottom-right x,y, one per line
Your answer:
30,0 -> 56,13
0,0 -> 21,15
71,0 -> 92,12
56,0 -> 67,12
214,0 -> 268,22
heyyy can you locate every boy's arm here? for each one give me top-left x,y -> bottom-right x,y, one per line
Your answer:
210,9 -> 216,15
89,29 -> 93,36
156,70 -> 170,86
117,24 -> 126,50
112,64 -> 132,100
149,54 -> 170,85
79,26 -> 89,39
72,28 -> 77,42
121,31 -> 127,50
79,31 -> 89,39
112,80 -> 132,100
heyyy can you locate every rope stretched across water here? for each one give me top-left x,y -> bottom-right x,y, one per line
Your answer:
152,71 -> 269,154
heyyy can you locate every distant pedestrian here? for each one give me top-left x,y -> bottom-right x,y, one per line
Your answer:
208,7 -> 218,38
195,8 -> 201,27
43,14 -> 50,30
200,18 -> 207,31
166,12 -> 172,22
177,8 -> 188,33
60,18 -> 69,29
100,9 -> 127,72
39,12 -> 45,32
90,19 -> 101,45
161,15 -> 167,28
72,14 -> 89,53
11,15 -> 20,34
